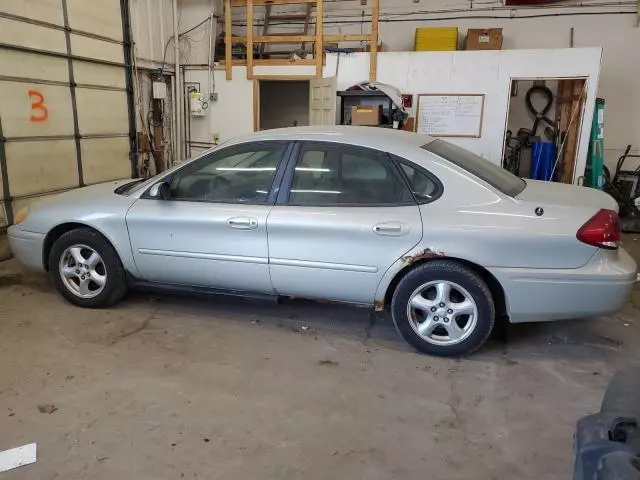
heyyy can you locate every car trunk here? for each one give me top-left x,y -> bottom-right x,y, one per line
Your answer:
512,179 -> 618,268
516,179 -> 617,212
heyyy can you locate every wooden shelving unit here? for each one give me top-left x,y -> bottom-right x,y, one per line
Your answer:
224,0 -> 379,81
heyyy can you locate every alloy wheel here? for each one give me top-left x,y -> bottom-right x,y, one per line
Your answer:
406,280 -> 478,346
58,244 -> 107,299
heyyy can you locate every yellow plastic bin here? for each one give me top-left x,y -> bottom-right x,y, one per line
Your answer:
414,27 -> 458,51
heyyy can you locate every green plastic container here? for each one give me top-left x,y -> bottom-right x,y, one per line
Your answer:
585,98 -> 605,189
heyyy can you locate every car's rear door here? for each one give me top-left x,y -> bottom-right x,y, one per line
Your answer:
126,141 -> 291,293
266,141 -> 423,304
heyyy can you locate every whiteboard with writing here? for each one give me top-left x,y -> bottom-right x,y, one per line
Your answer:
415,94 -> 485,137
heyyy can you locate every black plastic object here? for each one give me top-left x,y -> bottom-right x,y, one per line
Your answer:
603,145 -> 640,230
574,367 -> 640,480
502,85 -> 557,176
525,85 -> 556,139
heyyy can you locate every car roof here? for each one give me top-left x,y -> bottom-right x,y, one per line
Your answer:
226,126 -> 435,153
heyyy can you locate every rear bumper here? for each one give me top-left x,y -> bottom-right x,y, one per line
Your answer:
489,248 -> 637,323
7,226 -> 45,272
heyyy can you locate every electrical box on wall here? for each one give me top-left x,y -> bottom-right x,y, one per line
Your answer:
152,81 -> 167,99
189,91 -> 207,117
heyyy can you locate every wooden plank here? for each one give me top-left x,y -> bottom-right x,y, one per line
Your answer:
232,34 -> 315,43
324,34 -> 371,42
218,58 -> 317,66
252,75 -> 316,80
369,0 -> 379,81
268,14 -> 309,20
253,80 -> 259,131
260,4 -> 271,58
301,3 -> 313,53
561,79 -> 586,184
225,0 -> 232,80
246,0 -> 253,79
263,31 -> 308,36
556,80 -> 570,181
561,81 -> 579,183
233,33 -> 372,44
316,0 -> 323,77
232,0 -> 315,5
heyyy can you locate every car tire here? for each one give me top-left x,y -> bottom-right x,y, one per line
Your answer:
48,228 -> 128,308
391,260 -> 495,357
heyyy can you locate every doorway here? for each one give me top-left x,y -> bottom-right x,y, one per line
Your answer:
254,78 -> 311,131
503,77 -> 587,184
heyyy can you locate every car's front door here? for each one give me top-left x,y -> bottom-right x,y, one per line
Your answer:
126,141 -> 291,293
266,141 -> 424,304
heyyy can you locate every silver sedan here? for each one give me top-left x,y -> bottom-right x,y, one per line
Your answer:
8,127 -> 637,356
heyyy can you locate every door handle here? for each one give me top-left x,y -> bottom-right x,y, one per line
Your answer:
374,225 -> 401,233
373,222 -> 408,236
227,216 -> 258,230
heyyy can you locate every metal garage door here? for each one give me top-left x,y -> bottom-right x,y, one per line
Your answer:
0,0 -> 135,226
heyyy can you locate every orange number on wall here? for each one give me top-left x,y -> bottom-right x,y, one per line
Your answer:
28,90 -> 48,122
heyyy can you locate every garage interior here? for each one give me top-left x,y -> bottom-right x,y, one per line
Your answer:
1,0 -> 640,478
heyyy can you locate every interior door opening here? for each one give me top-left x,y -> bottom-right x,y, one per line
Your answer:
502,77 -> 587,184
256,79 -> 310,131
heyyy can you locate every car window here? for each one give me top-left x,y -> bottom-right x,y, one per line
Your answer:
288,143 -> 406,205
422,139 -> 526,197
168,142 -> 287,203
342,152 -> 388,181
398,162 -> 440,203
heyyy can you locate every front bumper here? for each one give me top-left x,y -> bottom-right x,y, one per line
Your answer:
7,226 -> 46,272
489,248 -> 637,323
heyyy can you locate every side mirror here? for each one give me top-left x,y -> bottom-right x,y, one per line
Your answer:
149,181 -> 171,200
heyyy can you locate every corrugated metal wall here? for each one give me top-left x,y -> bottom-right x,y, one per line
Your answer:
0,0 -> 135,226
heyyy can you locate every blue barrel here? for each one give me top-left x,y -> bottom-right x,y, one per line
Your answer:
530,141 -> 556,181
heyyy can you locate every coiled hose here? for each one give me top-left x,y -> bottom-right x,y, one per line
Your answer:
525,85 -> 556,139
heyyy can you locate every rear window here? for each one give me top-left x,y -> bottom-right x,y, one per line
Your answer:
422,139 -> 526,197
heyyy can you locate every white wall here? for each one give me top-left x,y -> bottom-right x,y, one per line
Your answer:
130,0 -> 218,69
185,48 -> 599,184
177,0 -> 218,66
130,0 -> 174,68
130,0 -> 220,165
231,1 -> 639,167
325,48 -> 600,183
185,65 -> 316,146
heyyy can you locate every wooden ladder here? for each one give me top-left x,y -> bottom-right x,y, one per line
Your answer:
225,0 -> 379,81
260,2 -> 314,58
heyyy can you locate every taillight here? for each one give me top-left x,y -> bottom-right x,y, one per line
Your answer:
576,209 -> 620,250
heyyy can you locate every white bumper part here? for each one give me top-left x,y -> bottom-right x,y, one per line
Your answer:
7,226 -> 46,271
489,248 -> 637,323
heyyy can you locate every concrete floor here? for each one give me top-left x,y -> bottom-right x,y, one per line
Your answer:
1,238 -> 640,479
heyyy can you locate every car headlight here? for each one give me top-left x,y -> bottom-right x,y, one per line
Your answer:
13,207 -> 29,224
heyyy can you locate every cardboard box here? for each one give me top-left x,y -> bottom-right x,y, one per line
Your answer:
465,28 -> 503,50
351,105 -> 381,126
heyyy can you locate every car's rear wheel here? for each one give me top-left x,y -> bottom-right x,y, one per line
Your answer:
391,260 -> 495,356
49,228 -> 128,308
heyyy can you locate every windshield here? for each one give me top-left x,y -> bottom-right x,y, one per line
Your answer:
422,140 -> 526,197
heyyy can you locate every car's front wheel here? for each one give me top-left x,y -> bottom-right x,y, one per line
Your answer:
49,228 -> 128,308
391,260 -> 495,357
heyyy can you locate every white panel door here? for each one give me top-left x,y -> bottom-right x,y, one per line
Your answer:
309,77 -> 337,126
